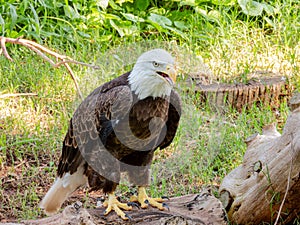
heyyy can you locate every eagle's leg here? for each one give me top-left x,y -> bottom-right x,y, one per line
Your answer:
103,192 -> 133,220
130,186 -> 166,210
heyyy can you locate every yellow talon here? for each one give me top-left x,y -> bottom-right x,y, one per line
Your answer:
130,186 -> 167,210
104,192 -> 132,220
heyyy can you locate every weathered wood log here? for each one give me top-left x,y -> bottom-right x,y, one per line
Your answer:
289,92 -> 300,111
1,190 -> 227,225
185,72 -> 293,112
219,92 -> 300,224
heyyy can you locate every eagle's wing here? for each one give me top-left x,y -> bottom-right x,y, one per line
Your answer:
40,81 -> 133,215
159,90 -> 182,149
57,83 -> 133,182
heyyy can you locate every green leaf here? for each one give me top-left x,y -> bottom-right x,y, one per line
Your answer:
0,14 -> 4,25
116,0 -> 133,5
134,0 -> 150,11
97,0 -> 109,10
110,19 -> 124,37
179,0 -> 196,6
109,19 -> 137,37
148,7 -> 166,15
121,13 -> 145,23
77,31 -> 91,38
207,10 -> 221,22
40,30 -> 61,38
6,30 -> 19,38
146,20 -> 165,32
263,16 -> 275,27
103,13 -> 121,20
9,4 -> 18,31
174,21 -> 188,30
63,5 -> 80,19
27,31 -> 41,41
238,0 -> 264,16
108,1 -> 123,10
98,34 -> 112,42
195,7 -> 208,16
148,13 -> 172,28
29,3 -> 40,27
164,25 -> 187,39
195,7 -> 221,22
211,0 -> 235,6
261,2 -> 274,15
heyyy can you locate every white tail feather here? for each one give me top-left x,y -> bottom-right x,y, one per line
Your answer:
39,165 -> 87,215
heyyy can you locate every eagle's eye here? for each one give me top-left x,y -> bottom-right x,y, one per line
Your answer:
152,61 -> 159,67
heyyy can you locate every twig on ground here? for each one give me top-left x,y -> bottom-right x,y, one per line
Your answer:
0,36 -> 99,100
0,93 -> 38,98
0,37 -> 13,61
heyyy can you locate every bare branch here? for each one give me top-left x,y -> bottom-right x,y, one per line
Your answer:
18,38 -> 71,60
64,62 -> 83,100
1,37 -> 13,61
0,36 -> 100,100
54,60 -> 100,69
20,41 -> 57,66
0,93 -> 38,99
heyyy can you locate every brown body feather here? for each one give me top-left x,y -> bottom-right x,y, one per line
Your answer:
42,71 -> 181,213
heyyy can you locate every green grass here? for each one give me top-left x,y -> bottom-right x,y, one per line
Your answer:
0,0 -> 299,223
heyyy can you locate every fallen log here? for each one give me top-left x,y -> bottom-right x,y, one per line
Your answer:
219,92 -> 300,224
1,190 -> 227,225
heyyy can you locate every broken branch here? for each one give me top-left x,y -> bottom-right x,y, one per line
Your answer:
0,36 -> 99,100
0,93 -> 38,99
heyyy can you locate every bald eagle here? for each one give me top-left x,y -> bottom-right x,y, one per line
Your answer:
40,49 -> 182,220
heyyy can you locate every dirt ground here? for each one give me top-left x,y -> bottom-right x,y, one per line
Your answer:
0,150 -> 104,222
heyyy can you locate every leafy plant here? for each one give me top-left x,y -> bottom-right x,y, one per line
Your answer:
0,0 -> 281,47
238,0 -> 275,16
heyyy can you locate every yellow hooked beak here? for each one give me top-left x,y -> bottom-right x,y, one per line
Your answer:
166,64 -> 177,84
156,64 -> 177,85
157,64 -> 177,86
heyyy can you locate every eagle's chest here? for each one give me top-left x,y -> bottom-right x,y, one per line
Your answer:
129,98 -> 169,136
111,97 -> 169,154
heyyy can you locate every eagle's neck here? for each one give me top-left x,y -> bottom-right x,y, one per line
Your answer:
128,69 -> 172,100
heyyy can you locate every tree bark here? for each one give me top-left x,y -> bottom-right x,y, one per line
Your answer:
185,73 -> 293,112
219,92 -> 300,224
1,190 -> 228,225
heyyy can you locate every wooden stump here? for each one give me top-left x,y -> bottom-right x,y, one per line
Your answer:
219,93 -> 300,224
1,190 -> 228,225
184,73 -> 293,112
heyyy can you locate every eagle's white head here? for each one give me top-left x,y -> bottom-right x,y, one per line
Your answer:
128,49 -> 177,100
